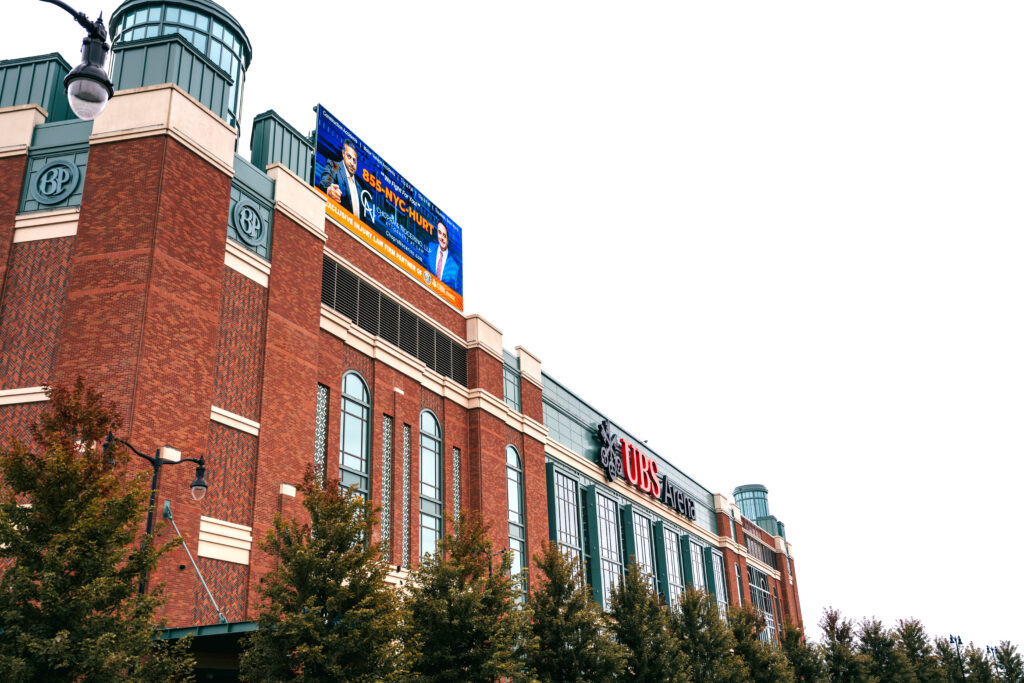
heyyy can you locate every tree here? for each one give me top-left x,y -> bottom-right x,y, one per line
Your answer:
820,608 -> 870,683
608,561 -> 689,682
0,380 -> 194,682
406,512 -> 534,682
526,543 -> 625,682
669,587 -> 749,683
858,617 -> 913,683
895,619 -> 944,683
992,641 -> 1023,683
964,643 -> 996,683
729,604 -> 795,683
935,637 -> 966,682
239,471 -> 411,682
781,621 -> 824,683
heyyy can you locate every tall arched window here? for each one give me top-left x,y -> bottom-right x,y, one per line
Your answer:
419,411 -> 442,559
506,446 -> 526,579
339,372 -> 370,497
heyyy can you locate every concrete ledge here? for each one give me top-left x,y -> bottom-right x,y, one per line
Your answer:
89,84 -> 236,177
13,207 -> 79,243
210,405 -> 260,435
516,345 -> 542,387
0,386 -> 49,405
198,516 -> 253,565
224,240 -> 270,287
466,315 -> 502,359
713,493 -> 730,514
0,104 -> 47,158
267,163 -> 327,242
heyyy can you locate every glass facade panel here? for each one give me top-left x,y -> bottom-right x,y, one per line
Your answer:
339,373 -> 370,496
689,539 -> 707,591
748,566 -> 776,643
554,471 -> 582,567
503,365 -> 521,412
419,411 -> 442,559
712,551 -> 729,615
596,493 -> 622,608
665,530 -> 685,605
506,446 -> 526,586
632,513 -> 656,581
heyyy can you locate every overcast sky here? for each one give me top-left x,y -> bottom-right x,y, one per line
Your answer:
9,0 -> 1024,646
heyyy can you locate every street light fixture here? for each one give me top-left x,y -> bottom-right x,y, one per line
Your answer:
39,0 -> 114,120
949,634 -> 967,682
103,432 -> 209,538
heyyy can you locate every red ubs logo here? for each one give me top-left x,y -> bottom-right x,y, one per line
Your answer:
621,439 -> 662,499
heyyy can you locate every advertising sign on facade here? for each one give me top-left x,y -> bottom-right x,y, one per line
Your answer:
597,420 -> 697,520
312,105 -> 464,310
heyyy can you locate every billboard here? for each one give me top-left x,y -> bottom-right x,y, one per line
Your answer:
312,105 -> 463,310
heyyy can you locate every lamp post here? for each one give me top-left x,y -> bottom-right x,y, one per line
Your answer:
949,634 -> 967,682
39,0 -> 114,119
103,431 -> 208,592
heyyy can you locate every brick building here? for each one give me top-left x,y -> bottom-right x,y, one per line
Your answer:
0,0 -> 802,676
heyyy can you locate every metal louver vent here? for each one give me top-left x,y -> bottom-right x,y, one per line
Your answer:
398,308 -> 418,358
357,282 -> 380,336
380,296 -> 400,346
321,255 -> 467,387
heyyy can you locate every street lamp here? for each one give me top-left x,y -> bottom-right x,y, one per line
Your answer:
949,634 -> 967,682
39,0 -> 114,120
103,432 -> 208,539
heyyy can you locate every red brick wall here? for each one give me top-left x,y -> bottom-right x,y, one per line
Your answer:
519,378 -> 543,423
213,267 -> 268,420
247,209 -> 323,618
467,347 -> 502,397
0,237 -> 75,389
0,155 -> 28,293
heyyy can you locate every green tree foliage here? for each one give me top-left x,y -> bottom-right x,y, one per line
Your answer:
608,561 -> 690,682
987,641 -> 1024,683
858,617 -> 913,683
781,621 -> 825,683
0,380 -> 194,682
895,619 -> 944,683
992,641 -> 1024,683
820,608 -> 870,683
964,643 -> 996,683
729,604 -> 795,683
669,587 -> 749,683
239,471 -> 411,682
406,512 -> 534,682
935,637 -> 967,682
525,543 -> 625,682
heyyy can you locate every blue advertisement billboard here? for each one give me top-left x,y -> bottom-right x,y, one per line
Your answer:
312,105 -> 464,309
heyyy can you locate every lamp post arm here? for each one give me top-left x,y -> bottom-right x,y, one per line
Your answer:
105,433 -> 157,466
38,0 -> 107,40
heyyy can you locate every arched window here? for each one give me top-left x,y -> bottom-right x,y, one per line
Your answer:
419,411 -> 442,559
339,372 -> 370,496
506,446 -> 526,580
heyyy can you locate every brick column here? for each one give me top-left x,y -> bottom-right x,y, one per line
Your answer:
245,163 -> 327,617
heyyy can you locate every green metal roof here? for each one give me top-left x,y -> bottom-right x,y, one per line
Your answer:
159,620 -> 257,640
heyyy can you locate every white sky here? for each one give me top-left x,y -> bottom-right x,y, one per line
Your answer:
9,0 -> 1024,647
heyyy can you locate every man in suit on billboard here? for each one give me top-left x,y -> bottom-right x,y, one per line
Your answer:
427,221 -> 460,290
326,140 -> 372,224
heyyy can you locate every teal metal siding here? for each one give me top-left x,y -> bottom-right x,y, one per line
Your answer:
249,110 -> 312,179
20,119 -> 94,213
0,54 -> 73,121
111,34 -> 234,126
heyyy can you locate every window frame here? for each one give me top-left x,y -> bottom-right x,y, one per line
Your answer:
418,410 -> 443,560
338,372 -> 370,497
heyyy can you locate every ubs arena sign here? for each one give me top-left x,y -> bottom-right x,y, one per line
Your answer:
597,420 -> 696,521
312,105 -> 464,310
